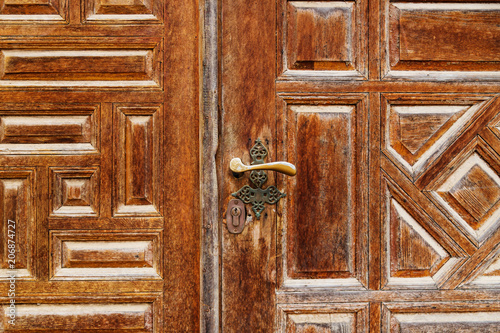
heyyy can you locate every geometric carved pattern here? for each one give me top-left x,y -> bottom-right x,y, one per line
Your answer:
428,149 -> 500,245
0,0 -> 68,23
468,249 -> 500,287
384,192 -> 462,289
384,101 -> 484,179
50,167 -> 99,217
83,0 -> 160,23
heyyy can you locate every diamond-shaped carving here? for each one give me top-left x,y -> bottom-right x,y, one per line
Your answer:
430,153 -> 500,243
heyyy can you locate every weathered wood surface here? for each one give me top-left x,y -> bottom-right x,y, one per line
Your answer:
222,0 -> 500,332
0,0 -> 201,331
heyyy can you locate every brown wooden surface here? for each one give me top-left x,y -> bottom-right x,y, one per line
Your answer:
222,0 -> 500,332
0,0 -> 200,332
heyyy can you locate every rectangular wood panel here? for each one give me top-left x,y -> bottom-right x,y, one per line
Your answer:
50,231 -> 161,280
0,169 -> 34,280
0,104 -> 99,154
114,104 -> 162,217
0,0 -> 67,22
0,303 -> 154,331
278,95 -> 368,288
83,0 -> 161,22
382,302 -> 500,332
278,303 -> 369,333
383,3 -> 500,80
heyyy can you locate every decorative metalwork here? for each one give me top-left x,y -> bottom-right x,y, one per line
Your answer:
232,138 -> 286,219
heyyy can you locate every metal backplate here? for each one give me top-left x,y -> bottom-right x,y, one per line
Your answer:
226,199 -> 246,234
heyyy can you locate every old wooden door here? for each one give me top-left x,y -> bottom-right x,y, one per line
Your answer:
0,1 -> 200,332
221,0 -> 500,331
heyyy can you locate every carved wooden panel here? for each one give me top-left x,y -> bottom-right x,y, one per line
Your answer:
83,0 -> 162,23
50,231 -> 161,280
0,301 -> 158,331
281,0 -> 367,79
50,167 -> 99,217
0,0 -> 68,23
381,93 -> 500,291
0,103 -> 99,154
278,303 -> 369,333
381,176 -> 466,289
113,104 -> 162,217
278,95 -> 368,288
382,302 -> 500,332
383,2 -> 500,80
382,95 -> 492,179
0,169 -> 34,280
427,144 -> 500,245
0,39 -> 162,87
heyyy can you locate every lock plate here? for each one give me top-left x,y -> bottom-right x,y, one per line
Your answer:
226,199 -> 246,234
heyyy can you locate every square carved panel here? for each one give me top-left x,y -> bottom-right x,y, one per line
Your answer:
50,167 -> 99,217
280,1 -> 367,79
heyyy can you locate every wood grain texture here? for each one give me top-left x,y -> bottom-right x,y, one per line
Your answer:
279,0 -> 368,80
221,0 -> 276,330
0,0 -> 199,330
277,94 -> 368,288
383,2 -> 500,80
0,103 -> 99,154
278,303 -> 369,333
382,302 -> 500,333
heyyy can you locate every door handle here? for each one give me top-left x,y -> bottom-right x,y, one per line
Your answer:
229,158 -> 297,176
227,139 -> 296,233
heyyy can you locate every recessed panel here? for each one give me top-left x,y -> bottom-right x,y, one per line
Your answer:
0,0 -> 67,23
114,105 -> 162,217
0,169 -> 34,280
382,303 -> 500,333
1,303 -> 154,331
0,42 -> 161,87
282,1 -> 367,79
381,179 -> 465,289
278,303 -> 368,333
83,0 -> 162,23
50,231 -> 161,280
0,104 -> 99,154
50,167 -> 99,217
384,3 -> 500,80
279,96 -> 368,288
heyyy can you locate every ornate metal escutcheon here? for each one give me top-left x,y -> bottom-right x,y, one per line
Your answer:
230,138 -> 295,224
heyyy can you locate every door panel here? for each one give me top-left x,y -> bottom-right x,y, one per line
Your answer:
222,0 -> 500,331
0,0 -> 200,331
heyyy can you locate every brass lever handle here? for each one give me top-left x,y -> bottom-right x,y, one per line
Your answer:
230,158 -> 297,176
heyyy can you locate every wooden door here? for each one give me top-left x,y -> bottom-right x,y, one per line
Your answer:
221,0 -> 500,331
0,1 -> 200,332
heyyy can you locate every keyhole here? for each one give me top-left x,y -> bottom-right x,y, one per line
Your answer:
231,207 -> 241,227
